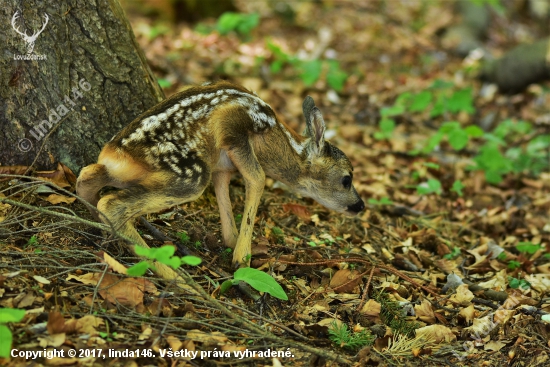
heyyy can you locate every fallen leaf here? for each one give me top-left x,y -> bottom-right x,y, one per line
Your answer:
484,340 -> 506,351
329,269 -> 362,293
283,203 -> 312,222
43,194 -> 76,204
47,311 -> 66,335
97,251 -> 128,275
415,300 -> 436,324
459,305 -> 476,324
415,325 -> 456,343
450,284 -> 474,305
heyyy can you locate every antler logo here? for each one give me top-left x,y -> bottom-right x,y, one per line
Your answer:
11,11 -> 49,55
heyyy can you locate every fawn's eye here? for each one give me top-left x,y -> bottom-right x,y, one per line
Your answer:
342,175 -> 352,189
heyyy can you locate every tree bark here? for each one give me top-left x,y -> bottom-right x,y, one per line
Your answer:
1,0 -> 164,173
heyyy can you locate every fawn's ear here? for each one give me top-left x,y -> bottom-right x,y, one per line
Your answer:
302,96 -> 326,155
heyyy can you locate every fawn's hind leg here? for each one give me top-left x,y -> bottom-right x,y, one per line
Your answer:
96,175 -> 208,248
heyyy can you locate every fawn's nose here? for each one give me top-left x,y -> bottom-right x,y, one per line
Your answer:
347,199 -> 365,214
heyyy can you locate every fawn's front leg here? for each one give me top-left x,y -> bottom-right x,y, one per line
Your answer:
226,143 -> 265,267
213,171 -> 238,249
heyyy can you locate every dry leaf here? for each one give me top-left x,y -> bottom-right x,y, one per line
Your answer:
64,315 -> 103,335
43,194 -> 76,205
47,311 -> 66,335
450,284 -> 474,305
33,275 -> 51,284
484,340 -> 506,351
186,330 -> 228,345
329,269 -> 362,293
282,203 -> 312,222
38,333 -> 65,348
415,325 -> 456,343
165,335 -> 183,351
415,300 -> 436,324
459,305 -> 476,324
98,251 -> 128,275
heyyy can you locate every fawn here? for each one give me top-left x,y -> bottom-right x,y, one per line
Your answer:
77,81 -> 364,267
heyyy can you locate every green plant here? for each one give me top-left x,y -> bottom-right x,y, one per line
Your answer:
328,321 -> 374,350
220,267 -> 288,300
507,260 -> 521,271
127,245 -> 201,276
368,197 -> 394,206
0,308 -> 26,358
266,40 -> 348,91
416,178 -> 442,195
216,12 -> 259,38
177,231 -> 190,244
444,246 -> 461,259
469,120 -> 549,184
376,290 -> 419,337
451,180 -> 465,197
27,235 -> 38,247
515,242 -> 542,255
508,276 -> 530,289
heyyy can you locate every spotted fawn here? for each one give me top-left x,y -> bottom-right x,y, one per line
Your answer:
76,81 -> 364,267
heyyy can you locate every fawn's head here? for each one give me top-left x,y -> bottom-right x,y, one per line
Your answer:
294,97 -> 364,215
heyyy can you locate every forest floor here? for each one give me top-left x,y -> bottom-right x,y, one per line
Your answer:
2,1 -> 550,366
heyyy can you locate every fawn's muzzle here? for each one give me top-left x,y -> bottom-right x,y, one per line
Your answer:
347,199 -> 365,214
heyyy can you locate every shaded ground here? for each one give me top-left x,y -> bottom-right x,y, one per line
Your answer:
2,1 -> 550,366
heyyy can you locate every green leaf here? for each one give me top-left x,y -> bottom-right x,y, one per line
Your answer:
516,242 -> 542,255
451,180 -> 464,196
422,162 -> 440,170
157,78 -> 171,88
270,59 -> 283,73
326,60 -> 348,91
234,268 -> 288,300
127,261 -> 151,276
0,324 -> 13,358
217,12 -> 259,36
409,91 -> 432,112
448,128 -> 469,150
299,60 -> 323,86
507,261 -> 521,271
464,125 -> 484,137
0,308 -> 26,323
181,256 -> 202,266
422,131 -> 444,154
133,245 -> 151,257
380,118 -> 396,134
381,106 -> 405,117
508,276 -> 530,289
164,257 -> 182,269
220,280 -> 235,294
447,88 -> 475,114
151,245 -> 176,262
417,179 -> 442,195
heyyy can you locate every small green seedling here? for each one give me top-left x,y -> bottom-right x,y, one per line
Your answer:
0,308 -> 26,358
507,260 -> 521,271
216,12 -> 259,38
416,178 -> 442,195
451,180 -> 465,197
328,320 -> 374,351
444,246 -> 461,260
508,277 -> 530,290
127,245 -> 201,276
516,242 -> 542,255
220,267 -> 288,300
368,197 -> 394,206
177,231 -> 190,244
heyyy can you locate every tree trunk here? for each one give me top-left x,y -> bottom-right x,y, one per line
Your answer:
1,0 -> 165,173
